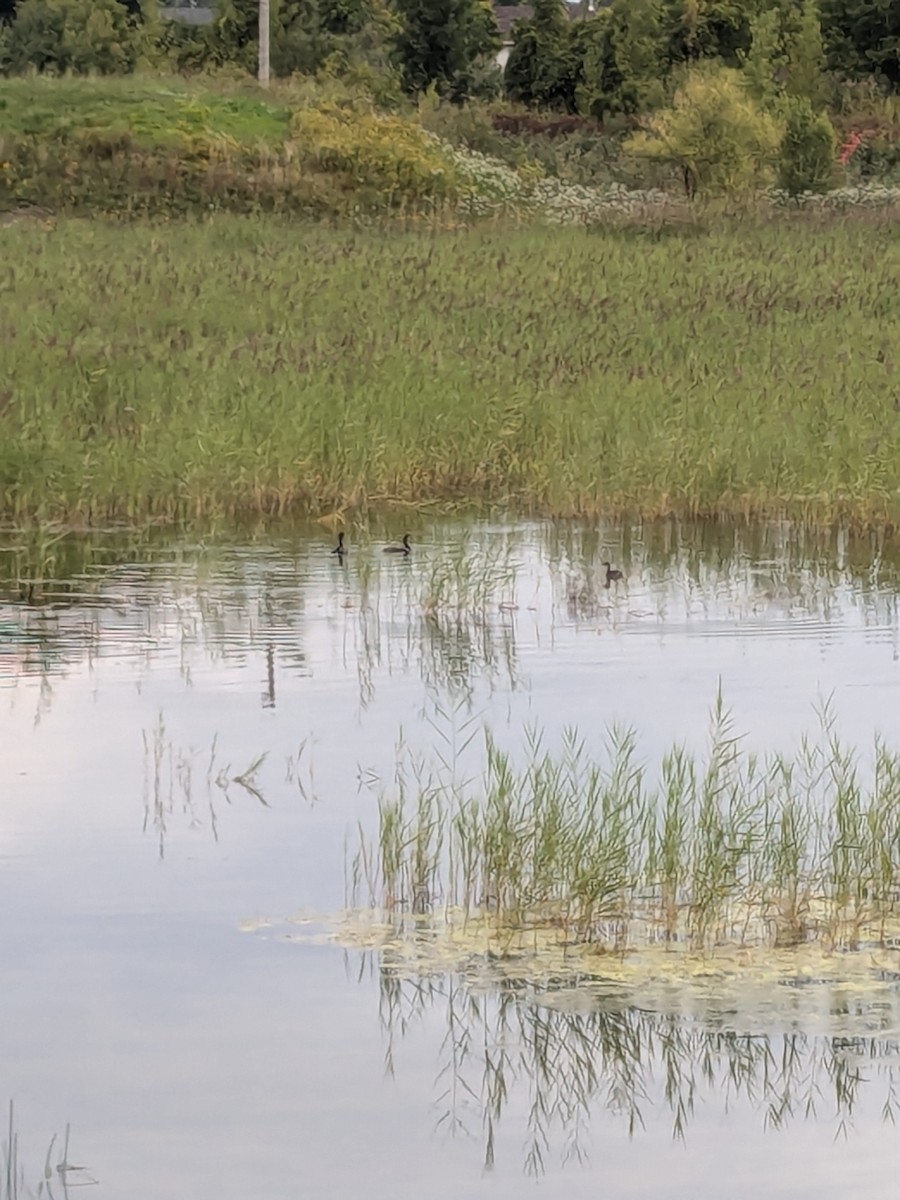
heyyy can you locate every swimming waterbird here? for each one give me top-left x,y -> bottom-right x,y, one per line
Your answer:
603,561 -> 623,587
383,534 -> 411,556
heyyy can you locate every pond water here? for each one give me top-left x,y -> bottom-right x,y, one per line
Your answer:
1,517 -> 899,1198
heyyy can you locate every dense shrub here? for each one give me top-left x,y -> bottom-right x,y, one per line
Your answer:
504,0 -> 581,112
289,102 -> 460,204
777,97 -> 836,194
625,65 -> 782,196
392,0 -> 500,99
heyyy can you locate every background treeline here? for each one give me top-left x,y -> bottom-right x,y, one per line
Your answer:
1,0 -> 899,204
0,0 -> 897,106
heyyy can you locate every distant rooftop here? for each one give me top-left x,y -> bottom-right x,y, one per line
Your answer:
159,1 -> 215,25
159,1 -> 602,38
494,5 -> 534,39
494,3 -> 607,40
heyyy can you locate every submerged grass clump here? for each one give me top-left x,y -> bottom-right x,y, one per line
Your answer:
352,696 -> 900,954
2,215 -> 900,524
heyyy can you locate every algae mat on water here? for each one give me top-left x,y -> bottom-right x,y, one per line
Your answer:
243,909 -> 900,1037
2,215 -> 900,523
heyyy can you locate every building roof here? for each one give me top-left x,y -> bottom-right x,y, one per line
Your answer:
494,3 -> 599,40
494,5 -> 534,39
159,3 -> 215,25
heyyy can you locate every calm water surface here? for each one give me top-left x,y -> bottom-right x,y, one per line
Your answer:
1,518 -> 899,1197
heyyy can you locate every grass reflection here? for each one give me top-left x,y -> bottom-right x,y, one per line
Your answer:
1,1102 -> 94,1199
3,517 -> 900,710
370,969 -> 900,1172
142,717 -> 271,859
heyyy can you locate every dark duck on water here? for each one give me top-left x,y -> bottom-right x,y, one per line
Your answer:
383,534 -> 412,556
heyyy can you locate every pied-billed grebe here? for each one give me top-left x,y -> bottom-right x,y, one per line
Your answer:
602,561 -> 623,587
331,531 -> 346,557
383,533 -> 411,556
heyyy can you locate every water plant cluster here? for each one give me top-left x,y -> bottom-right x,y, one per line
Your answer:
352,697 -> 900,953
3,215 -> 899,524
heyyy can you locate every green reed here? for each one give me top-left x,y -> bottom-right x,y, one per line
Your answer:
353,696 -> 900,951
2,214 -> 900,525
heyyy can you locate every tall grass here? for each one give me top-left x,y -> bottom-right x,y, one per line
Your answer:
2,215 -> 900,524
352,695 -> 900,952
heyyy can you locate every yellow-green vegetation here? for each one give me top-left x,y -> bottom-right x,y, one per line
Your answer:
2,214 -> 900,523
289,103 -> 460,208
625,67 -> 783,195
313,911 -> 900,1012
351,699 -> 900,955
0,76 -> 466,216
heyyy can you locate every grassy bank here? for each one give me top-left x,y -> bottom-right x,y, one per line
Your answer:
0,75 -> 468,218
3,214 -> 900,524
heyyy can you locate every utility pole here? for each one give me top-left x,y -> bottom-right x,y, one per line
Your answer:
258,0 -> 270,87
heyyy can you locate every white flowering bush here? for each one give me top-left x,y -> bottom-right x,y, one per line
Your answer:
768,183 -> 900,209
426,135 -> 900,225
442,142 -> 670,225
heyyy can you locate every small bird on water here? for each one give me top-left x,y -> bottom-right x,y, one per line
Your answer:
602,561 -> 623,588
331,531 -> 347,558
383,534 -> 411,556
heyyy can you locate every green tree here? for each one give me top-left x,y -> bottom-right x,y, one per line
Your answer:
625,64 -> 781,195
741,7 -> 786,106
742,1 -> 828,108
820,0 -> 900,90
777,95 -> 837,194
576,0 -> 667,119
661,0 -> 758,67
208,0 -> 394,76
393,0 -> 499,98
782,0 -> 828,107
504,0 -> 575,109
7,0 -> 148,73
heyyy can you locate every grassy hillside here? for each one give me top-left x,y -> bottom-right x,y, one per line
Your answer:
0,75 -> 466,217
0,76 -> 291,143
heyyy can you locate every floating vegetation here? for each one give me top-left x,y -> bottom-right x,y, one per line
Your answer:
348,694 -> 900,956
245,913 -> 900,1166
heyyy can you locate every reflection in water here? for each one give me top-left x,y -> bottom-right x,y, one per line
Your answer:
3,517 -> 900,713
5,516 -> 900,1199
141,717 -> 272,859
0,1102 -> 96,1197
370,963 -> 900,1174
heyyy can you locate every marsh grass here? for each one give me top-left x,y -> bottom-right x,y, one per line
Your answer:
353,694 -> 900,953
3,215 -> 900,524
